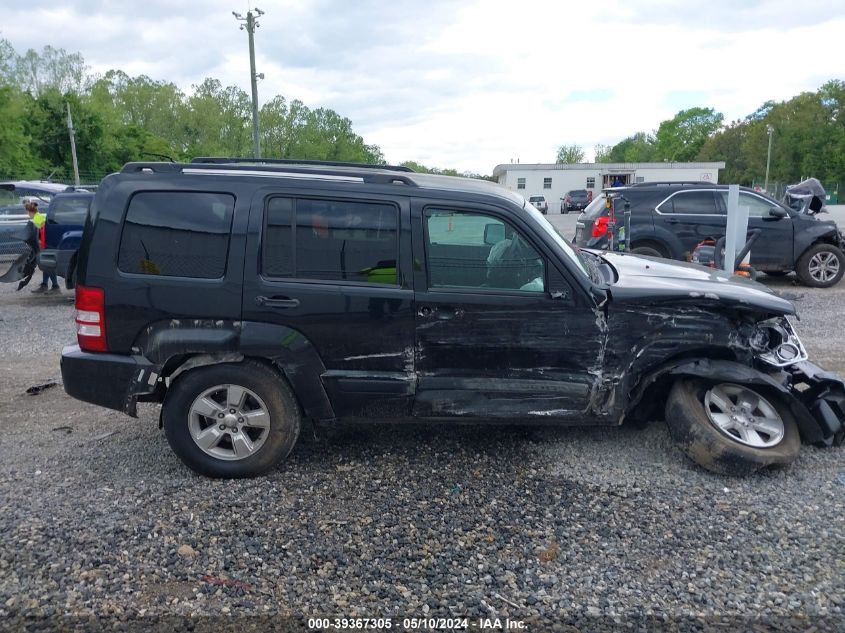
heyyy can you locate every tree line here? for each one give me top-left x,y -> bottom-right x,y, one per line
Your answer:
556,80 -> 845,190
0,39 -> 437,182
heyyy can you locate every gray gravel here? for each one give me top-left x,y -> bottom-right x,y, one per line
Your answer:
1,264 -> 845,632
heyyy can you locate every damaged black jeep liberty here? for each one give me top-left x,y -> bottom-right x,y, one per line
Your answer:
61,158 -> 845,478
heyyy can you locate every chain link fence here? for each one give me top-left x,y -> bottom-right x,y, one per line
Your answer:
0,169 -> 109,187
749,180 -> 842,205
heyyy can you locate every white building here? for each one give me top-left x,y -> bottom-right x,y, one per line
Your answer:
493,162 -> 726,208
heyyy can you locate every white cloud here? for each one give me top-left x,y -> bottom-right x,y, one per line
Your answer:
1,0 -> 843,172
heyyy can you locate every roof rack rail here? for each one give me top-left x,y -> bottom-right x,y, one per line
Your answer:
190,157 -> 415,173
120,161 -> 419,187
629,181 -> 716,187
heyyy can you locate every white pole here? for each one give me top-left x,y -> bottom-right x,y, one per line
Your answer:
723,184 -> 749,274
764,125 -> 773,193
66,103 -> 80,186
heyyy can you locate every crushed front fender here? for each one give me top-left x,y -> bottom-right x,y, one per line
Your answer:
786,361 -> 845,446
666,358 -> 845,446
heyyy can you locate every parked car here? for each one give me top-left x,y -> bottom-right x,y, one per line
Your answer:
573,182 -> 845,287
1,181 -> 69,272
37,191 -> 93,288
61,159 -> 845,478
528,195 -> 548,214
561,189 -> 590,214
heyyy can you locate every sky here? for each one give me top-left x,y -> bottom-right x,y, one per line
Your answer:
2,0 -> 844,173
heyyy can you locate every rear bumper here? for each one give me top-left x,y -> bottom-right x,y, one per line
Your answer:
37,249 -> 73,277
61,345 -> 158,417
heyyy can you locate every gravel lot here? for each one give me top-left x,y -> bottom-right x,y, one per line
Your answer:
1,249 -> 845,631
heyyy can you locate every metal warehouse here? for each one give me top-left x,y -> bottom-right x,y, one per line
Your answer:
493,162 -> 726,210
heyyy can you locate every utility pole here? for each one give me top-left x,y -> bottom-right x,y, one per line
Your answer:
764,124 -> 774,193
233,8 -> 265,159
66,103 -> 80,186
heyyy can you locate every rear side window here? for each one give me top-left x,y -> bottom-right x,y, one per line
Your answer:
262,197 -> 398,285
51,197 -> 90,224
118,192 -> 234,278
659,191 -> 720,215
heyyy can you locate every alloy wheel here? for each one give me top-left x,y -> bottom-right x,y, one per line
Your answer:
808,251 -> 840,284
187,384 -> 271,460
703,383 -> 785,448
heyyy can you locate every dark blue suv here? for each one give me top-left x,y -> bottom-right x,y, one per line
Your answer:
573,182 -> 844,288
37,191 -> 93,288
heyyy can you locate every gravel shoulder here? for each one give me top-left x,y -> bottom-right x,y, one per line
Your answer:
1,278 -> 844,631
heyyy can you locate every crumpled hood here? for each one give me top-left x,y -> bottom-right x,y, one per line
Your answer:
601,251 -> 796,316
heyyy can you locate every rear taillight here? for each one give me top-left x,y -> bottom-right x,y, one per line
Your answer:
75,285 -> 107,352
592,216 -> 609,238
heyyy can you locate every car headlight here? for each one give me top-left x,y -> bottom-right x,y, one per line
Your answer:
749,317 -> 808,367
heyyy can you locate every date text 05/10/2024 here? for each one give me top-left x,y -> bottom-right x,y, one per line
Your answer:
307,617 -> 527,630
308,617 -> 527,631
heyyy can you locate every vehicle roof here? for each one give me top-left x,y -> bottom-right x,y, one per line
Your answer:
0,181 -> 71,194
52,190 -> 95,198
117,161 -> 527,208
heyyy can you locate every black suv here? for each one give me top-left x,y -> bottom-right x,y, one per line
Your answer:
561,189 -> 590,214
573,183 -> 845,287
61,159 -> 845,478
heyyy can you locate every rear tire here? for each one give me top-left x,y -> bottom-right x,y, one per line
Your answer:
163,360 -> 301,478
795,243 -> 844,288
631,242 -> 667,258
665,378 -> 800,476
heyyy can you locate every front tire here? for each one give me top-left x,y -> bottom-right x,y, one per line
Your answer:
163,360 -> 301,478
796,243 -> 844,288
665,379 -> 800,476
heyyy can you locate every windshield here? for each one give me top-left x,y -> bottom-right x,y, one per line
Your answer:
522,200 -> 589,278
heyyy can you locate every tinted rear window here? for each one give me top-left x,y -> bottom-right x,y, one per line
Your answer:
582,195 -> 607,219
659,191 -> 720,215
263,197 -> 398,284
51,197 -> 90,225
118,192 -> 234,278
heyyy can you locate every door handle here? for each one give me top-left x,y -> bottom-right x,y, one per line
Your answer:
256,295 -> 300,309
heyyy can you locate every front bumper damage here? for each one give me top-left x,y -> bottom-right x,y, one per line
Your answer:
668,358 -> 845,447
787,361 -> 845,446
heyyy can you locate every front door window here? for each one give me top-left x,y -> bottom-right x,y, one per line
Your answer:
424,210 -> 545,293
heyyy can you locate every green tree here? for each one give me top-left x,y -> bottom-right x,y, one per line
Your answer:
9,44 -> 87,95
183,78 -> 252,157
654,107 -> 724,161
593,144 -> 612,162
555,144 -> 585,163
0,86 -> 43,177
90,70 -> 186,154
602,132 -> 656,162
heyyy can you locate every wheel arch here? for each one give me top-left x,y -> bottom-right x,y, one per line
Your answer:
628,356 -> 825,444
794,226 -> 843,264
133,320 -> 336,424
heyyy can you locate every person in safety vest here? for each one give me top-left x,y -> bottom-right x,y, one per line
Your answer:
26,200 -> 60,294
